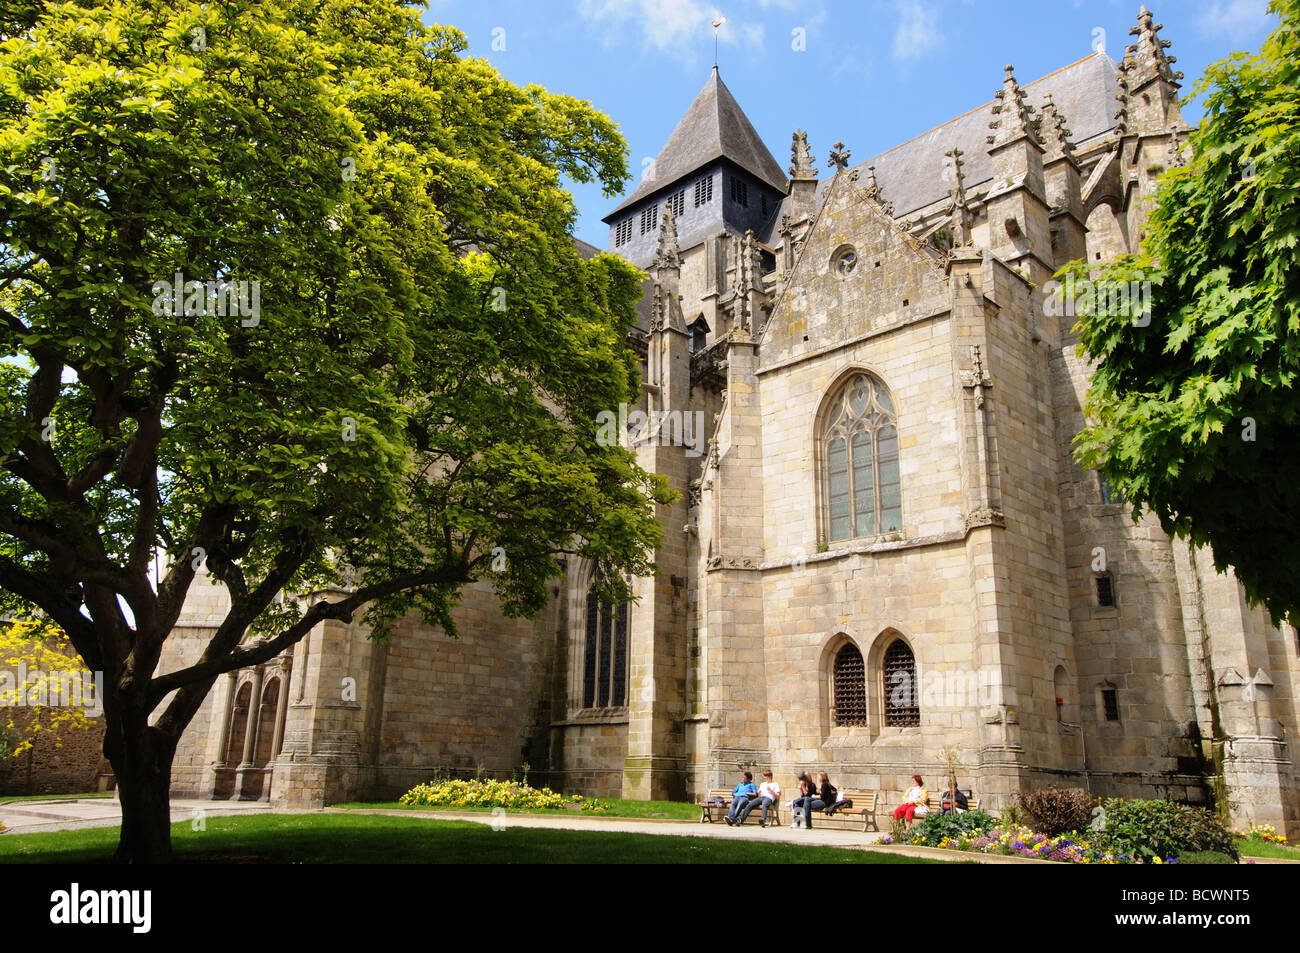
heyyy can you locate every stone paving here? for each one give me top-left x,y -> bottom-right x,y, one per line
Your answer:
0,796 -> 272,835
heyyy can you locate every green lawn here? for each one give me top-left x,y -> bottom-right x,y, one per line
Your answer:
0,813 -> 943,864
1236,837 -> 1300,860
330,797 -> 701,821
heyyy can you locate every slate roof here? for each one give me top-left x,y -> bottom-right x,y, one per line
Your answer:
604,67 -> 787,221
832,52 -> 1123,219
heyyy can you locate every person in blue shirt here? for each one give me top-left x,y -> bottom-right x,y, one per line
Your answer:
725,771 -> 758,824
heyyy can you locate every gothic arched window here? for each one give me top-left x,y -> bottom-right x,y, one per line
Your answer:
822,373 -> 901,542
882,638 -> 919,727
583,584 -> 628,708
832,643 -> 867,727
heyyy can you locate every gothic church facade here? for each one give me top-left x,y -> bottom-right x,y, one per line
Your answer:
166,7 -> 1299,835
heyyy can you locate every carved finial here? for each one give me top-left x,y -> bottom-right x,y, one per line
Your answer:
861,164 -> 893,214
1038,93 -> 1076,164
827,141 -> 850,171
864,165 -> 880,195
961,344 -> 992,408
945,147 -> 973,246
987,64 -> 1040,148
653,203 -> 681,270
1126,5 -> 1183,86
1167,125 -> 1187,168
789,129 -> 816,179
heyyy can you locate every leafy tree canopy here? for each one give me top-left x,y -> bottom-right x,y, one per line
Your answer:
0,0 -> 669,860
1070,0 -> 1300,625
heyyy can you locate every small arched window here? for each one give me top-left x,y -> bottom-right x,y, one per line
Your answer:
583,582 -> 628,708
832,643 -> 866,727
882,639 -> 919,727
822,374 -> 901,542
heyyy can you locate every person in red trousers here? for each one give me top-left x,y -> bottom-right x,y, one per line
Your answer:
892,774 -> 929,830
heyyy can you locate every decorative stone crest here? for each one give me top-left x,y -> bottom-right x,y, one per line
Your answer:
964,507 -> 1006,532
827,141 -> 851,171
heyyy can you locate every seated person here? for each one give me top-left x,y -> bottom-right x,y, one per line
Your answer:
735,770 -> 781,826
824,789 -> 854,816
892,774 -> 929,830
790,771 -> 818,828
725,771 -> 758,824
801,771 -> 837,830
941,782 -> 969,815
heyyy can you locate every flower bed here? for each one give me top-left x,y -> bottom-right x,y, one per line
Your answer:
1234,823 -> 1288,845
399,778 -> 611,812
889,823 -> 1135,864
877,795 -> 1245,864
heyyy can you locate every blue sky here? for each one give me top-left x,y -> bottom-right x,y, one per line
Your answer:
423,0 -> 1281,249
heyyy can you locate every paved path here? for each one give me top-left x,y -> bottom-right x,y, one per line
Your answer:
322,807 -> 1044,863
0,797 -> 272,835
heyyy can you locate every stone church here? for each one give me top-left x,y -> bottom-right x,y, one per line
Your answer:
166,7 -> 1298,835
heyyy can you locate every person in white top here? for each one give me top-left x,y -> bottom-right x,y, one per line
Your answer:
892,773 -> 929,830
735,770 -> 782,827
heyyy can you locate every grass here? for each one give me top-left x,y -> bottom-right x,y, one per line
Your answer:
331,796 -> 700,821
0,813 -> 944,864
1236,837 -> 1300,860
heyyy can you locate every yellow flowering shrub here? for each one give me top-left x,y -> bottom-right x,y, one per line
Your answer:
0,620 -> 99,758
399,778 -> 611,812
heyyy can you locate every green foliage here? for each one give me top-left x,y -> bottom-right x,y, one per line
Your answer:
1094,798 -> 1238,862
0,725 -> 16,760
903,809 -> 997,846
1178,850 -> 1237,864
998,803 -> 1027,828
1018,785 -> 1094,836
0,0 -> 670,861
1070,1 -> 1300,624
398,778 -> 610,812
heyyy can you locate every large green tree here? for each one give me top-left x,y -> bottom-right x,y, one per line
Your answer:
0,0 -> 668,862
1071,0 -> 1300,625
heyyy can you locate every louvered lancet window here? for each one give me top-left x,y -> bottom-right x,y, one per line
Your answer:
833,644 -> 867,727
883,639 -> 919,727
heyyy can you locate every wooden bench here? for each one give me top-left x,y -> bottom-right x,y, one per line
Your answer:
794,790 -> 878,831
923,793 -> 981,815
698,789 -> 783,826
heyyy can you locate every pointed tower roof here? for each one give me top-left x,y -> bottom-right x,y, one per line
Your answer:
605,68 -> 786,220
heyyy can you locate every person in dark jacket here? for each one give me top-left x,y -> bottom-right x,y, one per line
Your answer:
801,771 -> 837,830
941,782 -> 969,814
791,772 -> 818,828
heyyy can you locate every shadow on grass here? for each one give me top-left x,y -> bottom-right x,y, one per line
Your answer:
0,813 -> 946,864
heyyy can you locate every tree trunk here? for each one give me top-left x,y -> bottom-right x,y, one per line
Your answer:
106,716 -> 178,864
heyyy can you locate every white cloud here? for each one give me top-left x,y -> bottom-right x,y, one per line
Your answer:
1196,0 -> 1276,43
891,0 -> 943,61
576,0 -> 765,60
